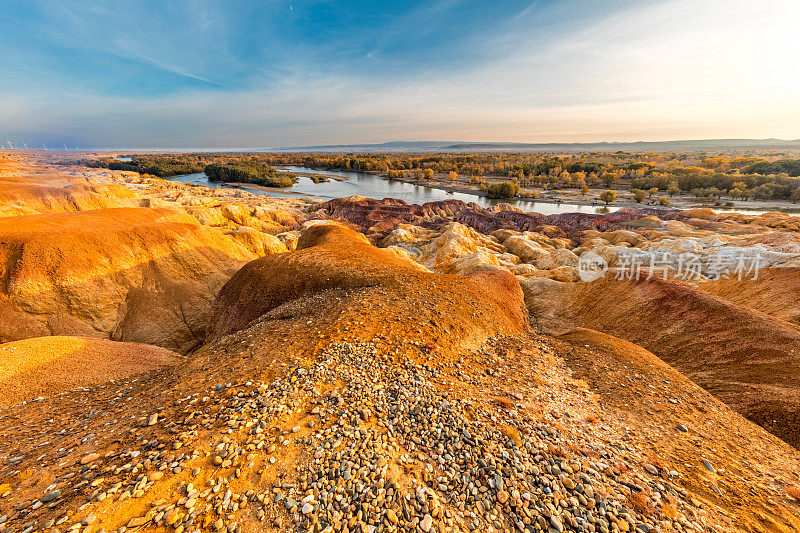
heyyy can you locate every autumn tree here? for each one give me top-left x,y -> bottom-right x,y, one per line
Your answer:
631,189 -> 647,203
666,182 -> 680,197
448,171 -> 458,182
602,172 -> 619,188
599,190 -> 617,205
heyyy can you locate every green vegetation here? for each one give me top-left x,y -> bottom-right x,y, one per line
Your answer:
204,161 -> 296,188
485,181 -> 520,198
82,155 -> 204,177
599,190 -> 617,205
80,151 -> 800,202
743,159 -> 800,177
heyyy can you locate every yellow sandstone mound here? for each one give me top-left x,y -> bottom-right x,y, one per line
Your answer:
0,207 -> 280,352
0,336 -> 179,407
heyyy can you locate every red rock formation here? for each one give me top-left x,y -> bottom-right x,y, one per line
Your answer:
311,197 -> 689,242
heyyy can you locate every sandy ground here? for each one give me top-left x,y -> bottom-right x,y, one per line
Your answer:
0,336 -> 179,407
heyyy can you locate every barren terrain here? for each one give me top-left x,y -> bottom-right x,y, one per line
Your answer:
1,152 -> 800,533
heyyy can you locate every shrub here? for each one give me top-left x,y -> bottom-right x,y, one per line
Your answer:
501,424 -> 522,447
486,181 -> 521,198
518,189 -> 540,199
599,190 -> 617,204
631,189 -> 647,203
625,490 -> 652,516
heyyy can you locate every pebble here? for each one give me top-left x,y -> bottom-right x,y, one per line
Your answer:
421,513 -> 433,532
80,453 -> 100,465
0,340 -> 710,533
41,490 -> 62,503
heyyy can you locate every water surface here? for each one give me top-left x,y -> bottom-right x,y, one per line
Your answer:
169,166 -> 619,216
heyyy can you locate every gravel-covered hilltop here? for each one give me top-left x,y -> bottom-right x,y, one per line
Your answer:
2,154 -> 800,533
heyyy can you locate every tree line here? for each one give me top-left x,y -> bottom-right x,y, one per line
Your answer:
80,151 -> 800,201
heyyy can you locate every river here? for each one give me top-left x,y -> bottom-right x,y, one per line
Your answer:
168,166 -> 620,216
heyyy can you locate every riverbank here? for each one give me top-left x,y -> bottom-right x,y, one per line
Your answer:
171,163 -> 800,217
219,180 -> 318,197
385,172 -> 800,215
279,168 -> 348,182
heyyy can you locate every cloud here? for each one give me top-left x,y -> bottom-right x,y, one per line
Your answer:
1,0 -> 798,147
112,43 -> 224,88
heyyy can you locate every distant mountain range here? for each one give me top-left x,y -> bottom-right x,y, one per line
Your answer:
271,139 -> 800,153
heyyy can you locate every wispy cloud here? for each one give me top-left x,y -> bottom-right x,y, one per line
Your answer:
112,42 -> 224,87
0,0 -> 798,147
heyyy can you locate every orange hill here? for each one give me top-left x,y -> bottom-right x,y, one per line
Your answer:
2,226 -> 800,532
0,207 -> 278,352
207,223 -> 528,351
524,274 -> 800,448
702,267 -> 800,325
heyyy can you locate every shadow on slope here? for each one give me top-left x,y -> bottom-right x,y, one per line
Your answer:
702,267 -> 800,326
523,274 -> 800,448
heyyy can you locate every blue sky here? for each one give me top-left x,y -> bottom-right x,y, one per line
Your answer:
0,0 -> 798,148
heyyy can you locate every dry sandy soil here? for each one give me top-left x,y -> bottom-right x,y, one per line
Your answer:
0,336 -> 179,408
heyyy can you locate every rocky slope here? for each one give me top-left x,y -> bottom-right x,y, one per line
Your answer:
305,197 -> 800,448
521,275 -> 800,448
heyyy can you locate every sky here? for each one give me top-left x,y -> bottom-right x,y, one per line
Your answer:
0,0 -> 799,148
